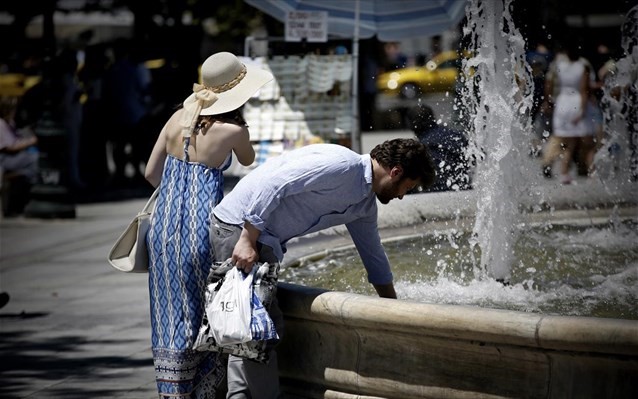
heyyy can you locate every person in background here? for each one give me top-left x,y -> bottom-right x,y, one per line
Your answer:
383,41 -> 408,71
360,38 -> 385,131
0,96 -> 38,185
577,60 -> 602,177
0,96 -> 38,216
407,103 -> 471,192
78,43 -> 111,192
15,48 -> 83,189
526,41 -> 553,156
600,5 -> 638,180
102,38 -> 152,187
144,51 -> 273,398
541,38 -> 589,184
209,138 -> 435,398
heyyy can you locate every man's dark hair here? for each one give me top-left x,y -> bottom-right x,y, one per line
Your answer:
370,138 -> 436,188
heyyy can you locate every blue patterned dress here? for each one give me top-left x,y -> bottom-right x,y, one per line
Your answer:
147,139 -> 231,398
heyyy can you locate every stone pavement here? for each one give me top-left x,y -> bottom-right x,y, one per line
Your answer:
0,198 -> 159,398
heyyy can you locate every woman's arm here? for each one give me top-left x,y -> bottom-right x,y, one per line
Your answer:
541,67 -> 555,114
232,125 -> 255,166
574,68 -> 589,124
144,123 -> 168,188
2,135 -> 37,153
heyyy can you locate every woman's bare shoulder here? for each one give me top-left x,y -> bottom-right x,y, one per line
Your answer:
163,109 -> 185,137
209,120 -> 249,139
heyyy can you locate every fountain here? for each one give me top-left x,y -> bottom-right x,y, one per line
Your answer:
460,0 -> 539,282
274,1 -> 638,398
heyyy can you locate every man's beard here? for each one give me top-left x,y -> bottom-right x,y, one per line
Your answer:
376,182 -> 399,204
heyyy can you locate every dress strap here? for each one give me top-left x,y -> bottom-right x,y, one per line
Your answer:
183,136 -> 191,162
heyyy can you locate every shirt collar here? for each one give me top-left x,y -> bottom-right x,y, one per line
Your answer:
362,154 -> 373,185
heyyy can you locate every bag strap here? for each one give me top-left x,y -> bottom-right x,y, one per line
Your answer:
142,188 -> 160,214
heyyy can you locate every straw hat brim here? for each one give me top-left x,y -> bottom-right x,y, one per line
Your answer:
183,63 -> 273,116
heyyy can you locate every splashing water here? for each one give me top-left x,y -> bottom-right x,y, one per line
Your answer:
594,48 -> 637,184
281,221 -> 638,319
459,0 -> 535,281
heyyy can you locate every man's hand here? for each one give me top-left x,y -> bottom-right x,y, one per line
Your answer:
373,283 -> 397,299
232,222 -> 261,273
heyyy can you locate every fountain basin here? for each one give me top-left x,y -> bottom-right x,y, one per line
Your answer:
276,284 -> 638,399
276,184 -> 638,398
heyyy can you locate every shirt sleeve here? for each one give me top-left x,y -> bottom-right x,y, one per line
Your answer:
346,214 -> 393,285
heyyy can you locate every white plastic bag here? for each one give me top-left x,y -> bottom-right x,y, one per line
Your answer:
193,260 -> 280,363
207,267 -> 253,346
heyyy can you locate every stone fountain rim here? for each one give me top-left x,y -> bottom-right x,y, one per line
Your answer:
277,282 -> 638,357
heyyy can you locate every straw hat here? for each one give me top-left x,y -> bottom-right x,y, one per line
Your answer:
181,52 -> 273,136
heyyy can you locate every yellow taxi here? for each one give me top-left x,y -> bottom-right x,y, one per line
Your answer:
376,50 -> 470,99
0,73 -> 41,97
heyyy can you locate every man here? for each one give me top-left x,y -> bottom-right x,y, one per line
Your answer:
407,104 -> 471,192
210,138 -> 435,398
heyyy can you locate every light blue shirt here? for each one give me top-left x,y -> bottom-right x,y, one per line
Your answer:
213,144 -> 392,285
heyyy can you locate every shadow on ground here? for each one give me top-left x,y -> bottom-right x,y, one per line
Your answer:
0,314 -> 153,398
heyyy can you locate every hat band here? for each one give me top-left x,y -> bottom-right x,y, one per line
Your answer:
207,64 -> 247,93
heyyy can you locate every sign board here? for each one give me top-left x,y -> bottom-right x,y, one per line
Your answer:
285,11 -> 328,42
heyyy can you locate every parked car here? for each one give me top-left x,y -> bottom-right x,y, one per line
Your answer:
376,50 -> 470,99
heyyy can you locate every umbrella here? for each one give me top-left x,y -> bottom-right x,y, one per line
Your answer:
244,0 -> 468,152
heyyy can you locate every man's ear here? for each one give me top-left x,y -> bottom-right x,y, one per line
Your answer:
390,166 -> 403,178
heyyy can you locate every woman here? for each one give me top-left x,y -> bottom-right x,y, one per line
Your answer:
144,52 -> 272,398
542,41 -> 589,184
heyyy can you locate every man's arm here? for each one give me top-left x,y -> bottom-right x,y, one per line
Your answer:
373,283 -> 397,299
232,222 -> 261,273
346,217 -> 395,299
